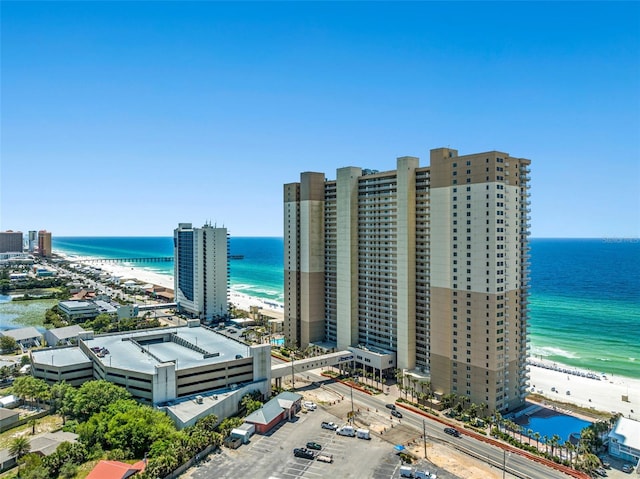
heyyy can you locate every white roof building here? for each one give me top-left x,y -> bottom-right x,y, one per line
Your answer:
608,416 -> 640,464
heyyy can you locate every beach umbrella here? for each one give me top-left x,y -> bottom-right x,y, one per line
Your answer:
394,444 -> 405,451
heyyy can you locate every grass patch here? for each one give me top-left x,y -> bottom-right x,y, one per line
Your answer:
0,414 -> 63,450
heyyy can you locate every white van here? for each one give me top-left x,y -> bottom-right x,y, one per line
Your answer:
399,465 -> 414,478
336,425 -> 356,437
356,428 -> 370,440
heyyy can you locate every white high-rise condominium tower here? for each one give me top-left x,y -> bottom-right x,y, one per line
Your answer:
284,147 -> 531,412
174,222 -> 229,322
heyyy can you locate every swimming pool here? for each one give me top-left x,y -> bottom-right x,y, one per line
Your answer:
520,412 -> 592,442
270,337 -> 285,346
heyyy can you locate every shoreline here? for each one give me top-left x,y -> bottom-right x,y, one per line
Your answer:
527,357 -> 639,421
54,251 -> 285,320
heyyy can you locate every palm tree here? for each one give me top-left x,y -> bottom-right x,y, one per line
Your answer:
494,411 -> 503,433
565,440 -> 575,467
534,431 -> 541,450
28,418 -> 36,435
542,435 -> 549,455
9,436 -> 30,475
550,434 -> 561,458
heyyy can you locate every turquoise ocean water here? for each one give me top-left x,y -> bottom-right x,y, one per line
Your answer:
50,237 -> 640,380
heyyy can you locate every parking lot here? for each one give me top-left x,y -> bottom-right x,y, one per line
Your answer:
184,409 -> 459,479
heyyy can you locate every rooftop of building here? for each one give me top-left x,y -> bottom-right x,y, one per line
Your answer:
59,300 -> 96,309
81,325 -> 252,375
47,324 -> 85,340
0,327 -> 42,341
610,416 -> 640,451
32,346 -> 92,368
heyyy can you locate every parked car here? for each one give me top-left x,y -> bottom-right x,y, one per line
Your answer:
391,409 -> 403,418
303,401 -> 317,410
321,421 -> 338,430
293,448 -> 315,459
306,441 -> 322,450
444,427 -> 461,437
622,464 -> 634,473
385,403 -> 396,410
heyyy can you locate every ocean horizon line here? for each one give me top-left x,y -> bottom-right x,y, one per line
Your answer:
52,235 -> 640,240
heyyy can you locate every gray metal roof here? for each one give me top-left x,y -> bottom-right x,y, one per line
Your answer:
1,327 -> 42,341
0,408 -> 18,420
245,399 -> 284,425
47,325 -> 85,342
59,300 -> 95,310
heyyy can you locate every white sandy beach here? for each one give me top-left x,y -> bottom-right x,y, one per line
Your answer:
62,254 -> 285,319
528,357 -> 640,420
57,254 -> 639,420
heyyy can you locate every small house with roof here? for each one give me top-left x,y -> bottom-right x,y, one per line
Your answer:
0,408 -> 19,431
608,416 -> 640,464
86,459 -> 146,479
244,391 -> 302,434
44,325 -> 86,347
0,327 -> 42,350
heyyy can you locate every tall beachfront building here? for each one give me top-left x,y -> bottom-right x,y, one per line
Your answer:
28,231 -> 38,253
0,231 -> 23,253
173,223 -> 229,322
284,147 -> 531,412
38,230 -> 52,257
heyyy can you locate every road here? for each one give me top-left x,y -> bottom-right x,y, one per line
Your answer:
285,365 -> 574,479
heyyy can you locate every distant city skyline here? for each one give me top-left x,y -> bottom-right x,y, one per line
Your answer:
1,2 -> 639,238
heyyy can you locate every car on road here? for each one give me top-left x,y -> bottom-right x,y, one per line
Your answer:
293,448 -> 315,459
321,421 -> 338,430
444,427 -> 461,437
391,409 -> 403,418
385,403 -> 396,410
303,401 -> 317,410
306,441 -> 322,450
622,464 -> 634,473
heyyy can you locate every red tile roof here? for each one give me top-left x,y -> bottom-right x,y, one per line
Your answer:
86,459 -> 146,479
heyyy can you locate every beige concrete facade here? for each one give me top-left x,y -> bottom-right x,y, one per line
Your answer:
284,147 -> 531,412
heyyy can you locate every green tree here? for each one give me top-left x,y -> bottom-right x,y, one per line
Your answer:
0,336 -> 18,353
50,381 -> 76,424
58,462 -> 77,479
10,436 -> 31,474
241,394 -> 263,415
71,380 -> 132,421
11,376 -> 50,408
15,453 -> 48,479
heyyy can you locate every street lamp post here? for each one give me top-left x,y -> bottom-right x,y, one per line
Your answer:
503,449 -> 511,479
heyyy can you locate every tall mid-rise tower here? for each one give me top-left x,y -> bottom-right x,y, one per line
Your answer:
174,223 -> 229,321
284,147 -> 531,412
38,230 -> 52,257
28,231 -> 38,253
0,231 -> 23,253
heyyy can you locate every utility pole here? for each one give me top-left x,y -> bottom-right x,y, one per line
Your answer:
350,359 -> 355,423
503,449 -> 511,479
423,419 -> 427,459
291,351 -> 295,390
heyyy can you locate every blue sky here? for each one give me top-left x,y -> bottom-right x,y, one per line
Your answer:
1,1 -> 638,238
